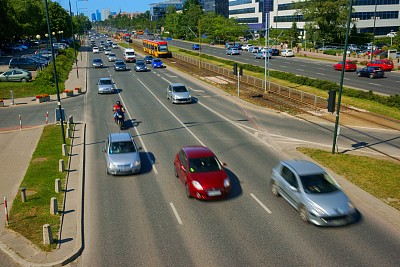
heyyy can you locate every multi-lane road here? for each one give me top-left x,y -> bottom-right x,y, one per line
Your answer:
168,39 -> 400,96
74,42 -> 400,266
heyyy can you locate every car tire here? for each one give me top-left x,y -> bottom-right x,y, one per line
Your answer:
271,180 -> 280,196
185,183 -> 192,198
369,74 -> 374,79
106,168 -> 110,175
174,165 -> 178,178
299,205 -> 309,223
21,78 -> 27,82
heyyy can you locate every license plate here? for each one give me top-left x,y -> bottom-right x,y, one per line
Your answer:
208,190 -> 221,196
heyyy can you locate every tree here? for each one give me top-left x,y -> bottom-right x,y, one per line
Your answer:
294,0 -> 350,44
0,0 -> 18,44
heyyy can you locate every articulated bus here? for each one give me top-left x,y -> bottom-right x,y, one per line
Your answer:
142,40 -> 171,58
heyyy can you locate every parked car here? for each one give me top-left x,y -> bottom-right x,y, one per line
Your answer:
134,60 -> 148,72
114,60 -> 127,71
173,146 -> 231,200
254,51 -> 271,59
92,58 -> 104,68
151,58 -> 164,68
333,60 -> 357,71
366,59 -> 394,71
97,77 -> 115,94
8,57 -> 41,70
281,49 -> 294,57
270,160 -> 360,226
0,69 -> 32,82
248,46 -> 260,53
269,48 -> 280,56
226,47 -> 240,55
103,132 -> 141,175
107,53 -> 117,62
192,44 -> 200,50
356,66 -> 384,78
144,55 -> 154,64
166,83 -> 192,104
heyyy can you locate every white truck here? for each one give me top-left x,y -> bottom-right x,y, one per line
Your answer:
123,48 -> 136,63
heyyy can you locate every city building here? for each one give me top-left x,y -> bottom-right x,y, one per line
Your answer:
204,0 -> 229,18
96,9 -> 101,21
150,0 -> 184,20
228,0 -> 400,36
101,9 -> 111,21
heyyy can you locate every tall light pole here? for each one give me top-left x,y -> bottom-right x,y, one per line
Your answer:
36,34 -> 41,61
264,0 -> 271,93
45,33 -> 49,50
370,0 -> 378,61
68,0 -> 79,78
44,0 -> 66,145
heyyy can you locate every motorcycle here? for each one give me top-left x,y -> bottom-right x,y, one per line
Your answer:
114,108 -> 125,130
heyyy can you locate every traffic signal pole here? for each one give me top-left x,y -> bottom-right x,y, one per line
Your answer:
332,0 -> 354,154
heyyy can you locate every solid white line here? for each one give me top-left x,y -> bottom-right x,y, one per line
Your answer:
170,202 -> 183,225
250,193 -> 272,214
296,69 -> 305,71
368,83 -> 381,86
316,73 -> 325,76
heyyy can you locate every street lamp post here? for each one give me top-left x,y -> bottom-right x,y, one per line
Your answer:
68,0 -> 79,78
36,34 -> 41,62
45,33 -> 49,50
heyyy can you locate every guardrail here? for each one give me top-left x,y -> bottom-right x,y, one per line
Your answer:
172,53 -> 328,110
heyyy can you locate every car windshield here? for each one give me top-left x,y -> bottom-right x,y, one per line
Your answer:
154,59 -> 161,62
100,79 -> 112,85
109,53 -> 115,57
173,86 -> 188,93
299,173 -> 339,194
94,59 -> 101,62
126,52 -> 135,56
188,157 -> 222,173
109,141 -> 136,154
116,61 -> 124,65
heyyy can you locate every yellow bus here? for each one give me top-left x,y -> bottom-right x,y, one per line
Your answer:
142,39 -> 171,58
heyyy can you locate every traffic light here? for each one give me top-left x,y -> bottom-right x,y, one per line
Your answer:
327,90 -> 336,113
233,63 -> 238,75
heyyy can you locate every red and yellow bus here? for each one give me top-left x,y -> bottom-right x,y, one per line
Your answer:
142,39 -> 171,58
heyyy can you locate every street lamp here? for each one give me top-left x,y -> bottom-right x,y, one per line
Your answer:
36,34 -> 41,61
45,33 -> 49,50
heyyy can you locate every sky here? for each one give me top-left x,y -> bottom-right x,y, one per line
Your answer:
59,0 -> 155,17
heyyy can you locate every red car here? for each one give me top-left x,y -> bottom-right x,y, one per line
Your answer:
174,146 -> 231,200
333,60 -> 357,71
366,59 -> 394,71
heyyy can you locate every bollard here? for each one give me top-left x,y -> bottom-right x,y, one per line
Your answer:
66,126 -> 71,138
62,144 -> 67,156
59,159 -> 65,172
43,224 -> 53,245
4,197 -> 9,226
20,188 -> 27,203
50,197 -> 58,215
10,90 -> 14,106
55,179 -> 61,193
68,115 -> 74,124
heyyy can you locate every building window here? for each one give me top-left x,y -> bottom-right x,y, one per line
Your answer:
230,8 -> 256,15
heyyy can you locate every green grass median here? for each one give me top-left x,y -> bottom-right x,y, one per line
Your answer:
8,124 -> 70,251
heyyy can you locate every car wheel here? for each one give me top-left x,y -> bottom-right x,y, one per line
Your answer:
299,205 -> 309,223
106,168 -> 110,175
185,183 -> 192,198
271,180 -> 280,196
369,74 -> 374,79
21,78 -> 27,82
174,165 -> 178,178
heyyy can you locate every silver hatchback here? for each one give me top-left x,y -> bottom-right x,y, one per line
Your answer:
104,133 -> 141,175
166,83 -> 192,104
97,78 -> 115,94
270,160 -> 360,226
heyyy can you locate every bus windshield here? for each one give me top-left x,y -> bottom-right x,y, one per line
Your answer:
158,45 -> 168,52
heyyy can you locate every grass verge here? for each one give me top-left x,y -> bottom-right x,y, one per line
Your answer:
298,147 -> 400,211
8,124 -> 70,251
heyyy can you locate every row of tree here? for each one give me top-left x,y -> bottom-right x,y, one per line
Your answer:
0,0 -> 91,45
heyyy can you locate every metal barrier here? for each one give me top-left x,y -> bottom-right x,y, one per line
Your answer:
172,53 -> 327,109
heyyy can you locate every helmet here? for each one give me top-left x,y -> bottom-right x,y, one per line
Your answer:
116,101 -> 121,105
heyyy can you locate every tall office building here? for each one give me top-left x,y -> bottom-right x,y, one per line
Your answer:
101,9 -> 111,21
203,0 -> 229,18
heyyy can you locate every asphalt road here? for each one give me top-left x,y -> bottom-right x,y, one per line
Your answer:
76,45 -> 400,266
167,39 -> 400,96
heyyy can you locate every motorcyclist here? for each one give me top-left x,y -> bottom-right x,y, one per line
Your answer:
113,101 -> 125,121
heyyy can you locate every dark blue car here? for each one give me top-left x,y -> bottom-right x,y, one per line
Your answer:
192,44 -> 200,50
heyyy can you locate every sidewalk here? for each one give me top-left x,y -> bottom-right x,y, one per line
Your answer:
0,47 -> 87,266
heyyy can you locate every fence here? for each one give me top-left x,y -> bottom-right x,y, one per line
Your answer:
172,53 -> 328,110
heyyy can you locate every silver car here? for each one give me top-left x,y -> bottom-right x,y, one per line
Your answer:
254,51 -> 271,59
166,83 -> 192,104
104,132 -> 141,175
107,53 -> 117,62
270,160 -> 360,226
97,78 -> 115,94
226,47 -> 240,55
134,60 -> 148,72
92,58 -> 103,68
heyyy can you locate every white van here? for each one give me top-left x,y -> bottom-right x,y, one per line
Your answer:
123,48 -> 136,63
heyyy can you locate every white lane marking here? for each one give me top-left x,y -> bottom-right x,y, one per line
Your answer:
344,77 -> 350,80
136,79 -> 206,146
316,73 -> 325,76
368,83 -> 381,86
250,193 -> 272,214
192,89 -> 205,93
166,74 -> 177,78
170,202 -> 183,225
317,68 -> 325,70
114,82 -> 159,175
296,69 -> 305,71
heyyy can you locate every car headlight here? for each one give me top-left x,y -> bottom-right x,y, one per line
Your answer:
133,160 -> 140,167
224,178 -> 230,188
188,94 -> 192,99
192,181 -> 203,190
109,162 -> 117,168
